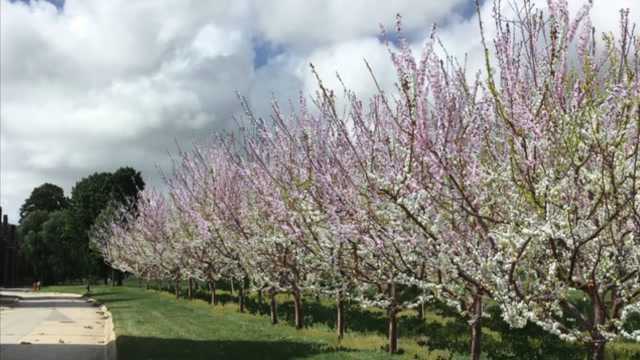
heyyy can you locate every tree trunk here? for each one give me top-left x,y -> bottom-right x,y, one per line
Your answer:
258,289 -> 263,305
239,281 -> 245,313
270,288 -> 278,325
293,290 -> 303,329
417,301 -> 424,321
470,294 -> 483,360
388,282 -> 398,354
590,293 -> 607,360
111,269 -> 115,286
230,279 -> 234,295
336,291 -> 345,340
388,308 -> 398,354
591,341 -> 606,360
175,278 -> 180,300
208,280 -> 217,305
188,278 -> 194,300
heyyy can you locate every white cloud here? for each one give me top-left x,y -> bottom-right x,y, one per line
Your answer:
1,0 -> 255,220
1,0 -> 635,221
251,0 -> 468,47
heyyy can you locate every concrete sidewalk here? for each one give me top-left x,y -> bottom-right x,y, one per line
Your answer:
0,290 -> 116,360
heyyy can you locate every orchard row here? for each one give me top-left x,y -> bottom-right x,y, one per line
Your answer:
91,2 -> 640,359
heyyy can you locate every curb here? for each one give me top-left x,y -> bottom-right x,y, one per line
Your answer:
101,304 -> 118,360
4,295 -> 84,301
0,295 -> 20,305
0,292 -> 84,301
0,297 -> 18,311
86,297 -> 117,360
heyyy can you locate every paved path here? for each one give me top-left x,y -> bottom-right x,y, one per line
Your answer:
0,291 -> 114,360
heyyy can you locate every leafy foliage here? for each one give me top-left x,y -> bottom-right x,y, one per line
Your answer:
19,183 -> 68,222
17,168 -> 145,284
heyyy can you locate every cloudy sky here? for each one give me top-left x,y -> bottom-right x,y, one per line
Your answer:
1,0 -> 637,221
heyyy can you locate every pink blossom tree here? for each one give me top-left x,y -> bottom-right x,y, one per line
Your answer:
167,145 -> 248,306
90,2 -> 639,358
481,1 -> 640,358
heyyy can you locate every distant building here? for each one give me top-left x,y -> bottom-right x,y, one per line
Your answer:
0,207 -> 19,287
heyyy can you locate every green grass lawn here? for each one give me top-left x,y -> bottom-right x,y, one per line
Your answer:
42,285 -> 640,360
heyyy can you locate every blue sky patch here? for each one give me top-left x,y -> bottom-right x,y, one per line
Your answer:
253,38 -> 285,69
11,0 -> 64,11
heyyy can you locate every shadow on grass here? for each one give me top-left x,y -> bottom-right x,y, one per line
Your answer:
410,303 -> 591,360
86,296 -> 136,304
116,336 -> 352,360
128,285 -> 389,334
165,286 -> 424,335
0,343 -> 108,360
84,291 -> 123,297
138,285 -> 638,360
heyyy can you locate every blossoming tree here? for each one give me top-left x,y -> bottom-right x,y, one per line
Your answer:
90,1 -> 639,359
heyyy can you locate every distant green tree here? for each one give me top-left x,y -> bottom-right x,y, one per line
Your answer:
71,172 -> 116,286
71,172 -> 113,230
71,168 -> 145,287
16,168 -> 145,288
111,167 -> 145,207
19,183 -> 68,222
19,210 -> 52,283
40,209 -> 79,283
19,209 -> 82,285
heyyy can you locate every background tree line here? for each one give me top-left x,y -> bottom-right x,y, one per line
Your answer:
17,167 -> 144,286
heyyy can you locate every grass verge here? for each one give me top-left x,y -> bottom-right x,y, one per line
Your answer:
42,285 -> 639,360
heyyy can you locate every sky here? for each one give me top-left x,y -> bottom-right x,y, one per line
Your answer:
1,0 -> 637,221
